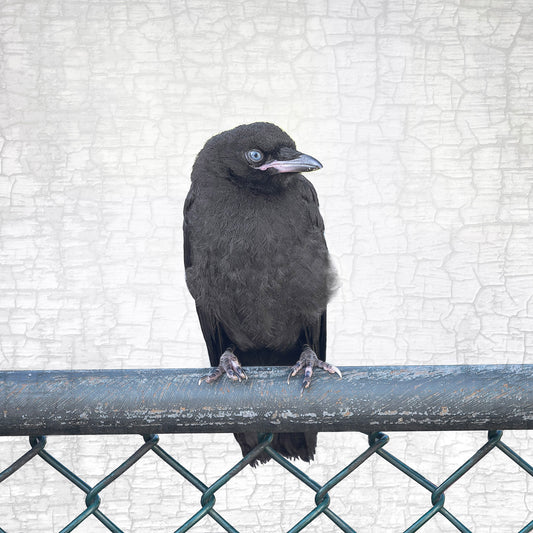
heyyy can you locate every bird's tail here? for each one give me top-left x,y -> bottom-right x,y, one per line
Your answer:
233,432 -> 317,466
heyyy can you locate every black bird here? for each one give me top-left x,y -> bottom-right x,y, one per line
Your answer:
183,122 -> 340,464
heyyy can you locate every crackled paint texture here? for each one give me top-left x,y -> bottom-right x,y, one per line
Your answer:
1,1 -> 533,532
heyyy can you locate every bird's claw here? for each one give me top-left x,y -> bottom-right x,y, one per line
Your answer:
287,345 -> 342,394
198,348 -> 247,384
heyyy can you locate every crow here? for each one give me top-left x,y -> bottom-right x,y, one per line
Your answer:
183,122 -> 340,464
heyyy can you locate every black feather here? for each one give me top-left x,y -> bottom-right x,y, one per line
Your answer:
183,122 -> 336,465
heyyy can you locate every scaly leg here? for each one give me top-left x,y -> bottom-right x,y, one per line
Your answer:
288,344 -> 342,394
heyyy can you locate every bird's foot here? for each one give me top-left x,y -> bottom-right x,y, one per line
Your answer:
198,348 -> 247,384
287,345 -> 342,394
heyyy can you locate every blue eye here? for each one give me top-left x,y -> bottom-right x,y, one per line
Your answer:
246,149 -> 264,163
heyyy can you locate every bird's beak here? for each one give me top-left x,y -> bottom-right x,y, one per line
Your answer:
258,151 -> 323,174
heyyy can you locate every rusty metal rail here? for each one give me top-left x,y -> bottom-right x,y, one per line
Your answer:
1,365 -> 532,435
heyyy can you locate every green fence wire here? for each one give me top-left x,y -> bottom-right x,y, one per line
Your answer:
1,430 -> 532,532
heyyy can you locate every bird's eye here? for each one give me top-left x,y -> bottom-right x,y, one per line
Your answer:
246,149 -> 264,164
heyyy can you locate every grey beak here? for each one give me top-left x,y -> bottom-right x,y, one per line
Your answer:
258,152 -> 323,174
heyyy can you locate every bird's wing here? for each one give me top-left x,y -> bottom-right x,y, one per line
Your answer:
298,177 -> 329,361
183,187 -> 229,367
299,175 -> 326,234
183,189 -> 195,270
299,309 -> 327,362
318,309 -> 327,361
195,305 -> 231,367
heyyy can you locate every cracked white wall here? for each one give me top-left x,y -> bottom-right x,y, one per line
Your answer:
1,1 -> 533,531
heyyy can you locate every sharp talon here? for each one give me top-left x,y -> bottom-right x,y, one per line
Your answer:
234,366 -> 247,381
335,368 -> 343,379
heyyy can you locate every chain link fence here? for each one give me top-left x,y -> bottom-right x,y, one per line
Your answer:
2,430 -> 533,532
1,365 -> 533,532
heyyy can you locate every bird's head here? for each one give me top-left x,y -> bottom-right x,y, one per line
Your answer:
193,122 -> 322,192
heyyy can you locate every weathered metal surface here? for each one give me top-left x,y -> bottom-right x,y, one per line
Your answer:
0,365 -> 532,436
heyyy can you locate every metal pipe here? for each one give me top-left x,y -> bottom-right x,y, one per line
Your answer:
1,365 -> 532,436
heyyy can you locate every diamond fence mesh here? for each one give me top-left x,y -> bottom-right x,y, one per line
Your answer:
1,365 -> 533,532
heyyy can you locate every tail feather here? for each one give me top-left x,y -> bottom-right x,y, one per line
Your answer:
234,432 -> 317,466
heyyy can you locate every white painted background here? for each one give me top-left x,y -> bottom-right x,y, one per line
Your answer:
1,1 -> 533,531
